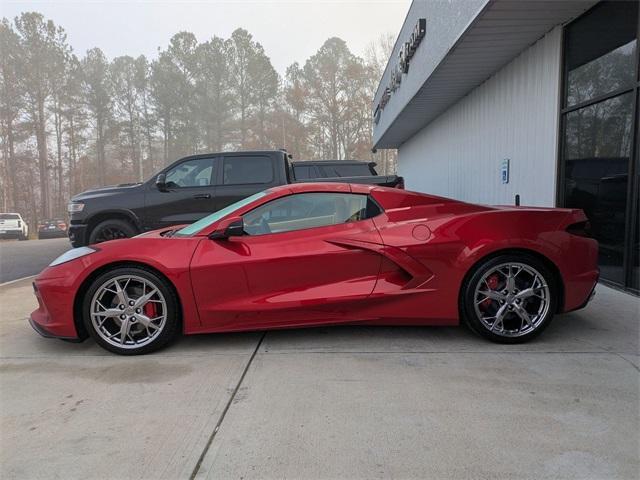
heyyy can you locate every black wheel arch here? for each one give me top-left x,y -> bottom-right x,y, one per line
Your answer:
458,248 -> 565,316
73,261 -> 183,341
86,210 -> 142,237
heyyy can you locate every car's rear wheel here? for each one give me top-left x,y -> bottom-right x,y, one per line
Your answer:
82,267 -> 180,355
461,254 -> 558,343
89,219 -> 137,244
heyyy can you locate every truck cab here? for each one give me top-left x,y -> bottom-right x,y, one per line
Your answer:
67,150 -> 401,247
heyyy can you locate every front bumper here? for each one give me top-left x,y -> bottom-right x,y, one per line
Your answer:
30,278 -> 83,340
68,224 -> 88,247
28,316 -> 82,341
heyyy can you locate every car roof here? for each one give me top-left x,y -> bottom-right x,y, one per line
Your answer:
281,182 -> 379,194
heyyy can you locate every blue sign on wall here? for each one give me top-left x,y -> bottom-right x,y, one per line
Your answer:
501,159 -> 510,184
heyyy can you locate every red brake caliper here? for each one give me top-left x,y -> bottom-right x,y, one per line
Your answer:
143,301 -> 157,319
481,274 -> 500,309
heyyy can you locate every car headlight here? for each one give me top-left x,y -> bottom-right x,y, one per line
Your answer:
68,202 -> 85,213
49,246 -> 97,266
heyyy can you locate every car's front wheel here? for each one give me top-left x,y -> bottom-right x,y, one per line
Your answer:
82,266 -> 180,355
461,254 -> 558,343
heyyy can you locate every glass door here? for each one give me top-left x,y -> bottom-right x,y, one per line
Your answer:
559,0 -> 639,292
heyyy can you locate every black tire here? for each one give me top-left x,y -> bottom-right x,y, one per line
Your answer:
460,253 -> 558,344
19,232 -> 28,241
82,266 -> 180,355
89,218 -> 137,244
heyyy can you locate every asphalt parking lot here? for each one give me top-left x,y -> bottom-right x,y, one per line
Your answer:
0,278 -> 638,480
0,238 -> 69,283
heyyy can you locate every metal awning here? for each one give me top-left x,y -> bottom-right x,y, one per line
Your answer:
373,0 -> 598,149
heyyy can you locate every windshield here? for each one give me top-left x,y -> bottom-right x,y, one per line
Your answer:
174,191 -> 268,237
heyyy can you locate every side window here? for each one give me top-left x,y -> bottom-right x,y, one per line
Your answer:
319,164 -> 372,177
293,165 -> 318,180
243,193 -> 374,236
165,158 -> 213,188
223,156 -> 273,185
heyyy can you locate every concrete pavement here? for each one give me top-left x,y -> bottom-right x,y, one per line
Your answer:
0,279 -> 638,479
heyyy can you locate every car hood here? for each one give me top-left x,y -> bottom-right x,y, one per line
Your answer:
71,183 -> 144,201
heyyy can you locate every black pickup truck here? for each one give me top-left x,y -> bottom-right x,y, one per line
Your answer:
67,150 -> 403,247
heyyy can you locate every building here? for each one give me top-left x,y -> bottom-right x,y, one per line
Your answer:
373,0 -> 639,293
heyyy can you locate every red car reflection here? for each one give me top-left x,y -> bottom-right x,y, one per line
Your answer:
30,183 -> 598,355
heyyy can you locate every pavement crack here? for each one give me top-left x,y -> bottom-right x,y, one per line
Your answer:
189,331 -> 266,480
613,352 -> 640,373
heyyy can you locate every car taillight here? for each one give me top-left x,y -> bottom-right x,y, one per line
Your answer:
396,177 -> 405,189
566,221 -> 592,238
58,222 -> 66,229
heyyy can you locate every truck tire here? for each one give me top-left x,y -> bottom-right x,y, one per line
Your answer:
89,219 -> 137,244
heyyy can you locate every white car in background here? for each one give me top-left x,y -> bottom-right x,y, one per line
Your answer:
0,213 -> 29,240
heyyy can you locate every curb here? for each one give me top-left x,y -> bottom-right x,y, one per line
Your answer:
0,275 -> 36,288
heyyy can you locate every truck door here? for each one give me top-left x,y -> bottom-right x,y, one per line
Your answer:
213,154 -> 281,211
144,156 -> 218,230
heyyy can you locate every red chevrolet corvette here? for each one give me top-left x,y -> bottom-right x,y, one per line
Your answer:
31,183 -> 598,355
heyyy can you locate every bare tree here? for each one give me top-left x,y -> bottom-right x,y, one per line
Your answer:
62,56 -> 87,195
283,62 -> 309,158
151,32 -> 199,163
0,20 -> 23,211
228,28 -> 257,148
302,37 -> 367,160
14,12 -> 68,218
195,37 -> 232,152
364,32 -> 397,174
111,55 -> 142,180
82,48 -> 112,186
133,55 -> 155,177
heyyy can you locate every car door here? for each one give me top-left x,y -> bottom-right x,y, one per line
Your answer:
144,156 -> 218,230
189,192 -> 385,330
213,154 -> 281,211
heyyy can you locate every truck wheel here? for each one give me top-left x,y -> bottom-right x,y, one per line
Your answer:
19,232 -> 28,241
89,219 -> 137,244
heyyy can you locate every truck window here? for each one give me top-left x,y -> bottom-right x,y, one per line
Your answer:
319,164 -> 375,177
223,156 -> 274,185
292,165 -> 318,180
165,158 -> 213,188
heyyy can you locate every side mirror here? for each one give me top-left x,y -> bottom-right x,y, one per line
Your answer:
209,216 -> 244,240
156,173 -> 167,192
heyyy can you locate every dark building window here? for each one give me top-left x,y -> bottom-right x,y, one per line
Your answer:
560,1 -> 639,291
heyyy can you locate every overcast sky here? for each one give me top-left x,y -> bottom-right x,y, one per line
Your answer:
2,0 -> 411,74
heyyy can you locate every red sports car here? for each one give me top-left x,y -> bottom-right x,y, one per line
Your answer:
30,183 -> 598,355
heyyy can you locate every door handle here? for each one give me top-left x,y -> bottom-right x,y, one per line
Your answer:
193,193 -> 211,199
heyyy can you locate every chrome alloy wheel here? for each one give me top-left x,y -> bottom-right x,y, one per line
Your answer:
90,275 -> 168,349
473,262 -> 551,337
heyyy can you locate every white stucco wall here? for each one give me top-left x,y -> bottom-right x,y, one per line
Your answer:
398,26 -> 563,207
